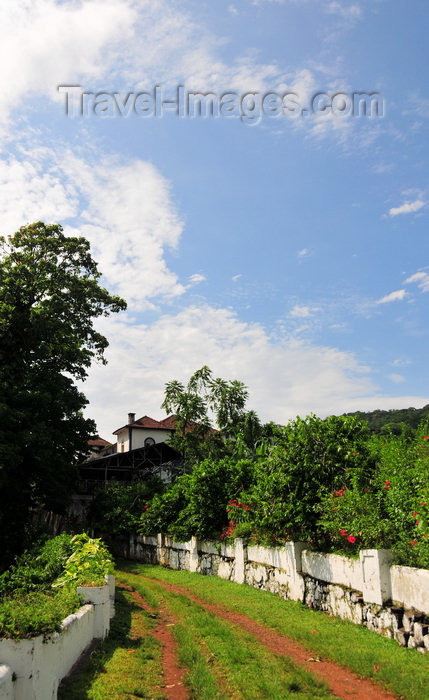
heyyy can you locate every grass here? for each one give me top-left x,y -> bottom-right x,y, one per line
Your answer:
58,587 -> 165,700
118,570 -> 333,699
118,561 -> 429,700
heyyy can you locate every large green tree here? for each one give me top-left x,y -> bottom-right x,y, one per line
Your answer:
0,222 -> 126,567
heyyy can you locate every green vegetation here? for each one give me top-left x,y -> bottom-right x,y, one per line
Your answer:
343,404 -> 429,436
0,588 -> 82,639
53,533 -> 114,588
87,479 -> 165,536
118,569 -> 332,699
58,587 -> 166,700
0,533 -> 113,638
0,222 -> 126,569
121,563 -> 429,700
0,532 -> 74,595
137,384 -> 429,567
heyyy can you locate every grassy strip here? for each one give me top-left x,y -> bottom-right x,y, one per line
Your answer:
118,571 -> 333,700
119,561 -> 429,700
58,587 -> 165,700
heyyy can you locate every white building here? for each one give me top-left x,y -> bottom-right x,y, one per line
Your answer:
113,413 -> 177,453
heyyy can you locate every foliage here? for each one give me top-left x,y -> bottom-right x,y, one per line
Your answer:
0,587 -> 82,639
0,533 -> 73,596
343,404 -> 429,436
0,222 -> 126,568
318,487 -> 393,551
87,479 -> 165,536
140,457 -> 256,541
240,414 -> 374,543
161,366 -> 251,464
53,533 -> 114,588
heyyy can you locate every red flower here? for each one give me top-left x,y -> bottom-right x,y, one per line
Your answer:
412,511 -> 419,518
347,535 -> 356,544
415,520 -> 419,525
384,481 -> 391,490
423,436 -> 428,441
410,540 -> 418,547
333,488 -> 346,497
339,529 -> 347,536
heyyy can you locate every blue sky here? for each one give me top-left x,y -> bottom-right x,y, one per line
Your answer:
1,0 -> 428,438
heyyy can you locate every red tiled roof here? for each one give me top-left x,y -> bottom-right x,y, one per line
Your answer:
88,437 -> 111,447
113,413 -> 217,436
159,415 -> 179,429
113,415 -> 175,435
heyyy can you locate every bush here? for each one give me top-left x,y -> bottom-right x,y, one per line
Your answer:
53,533 -> 114,588
87,479 -> 165,535
140,458 -> 256,541
0,533 -> 74,596
0,587 -> 82,639
240,414 -> 374,543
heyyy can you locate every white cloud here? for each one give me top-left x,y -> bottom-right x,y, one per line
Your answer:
0,0 -> 136,131
387,373 -> 405,384
188,273 -> 206,285
392,357 -> 411,367
83,304 -> 380,436
290,304 -> 317,317
0,148 -> 185,309
232,274 -> 243,282
376,289 -> 407,304
0,0 -> 360,146
297,248 -> 310,258
405,271 -> 429,293
228,4 -> 239,15
325,2 -> 362,21
388,199 -> 426,217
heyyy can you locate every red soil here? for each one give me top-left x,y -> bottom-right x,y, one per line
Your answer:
119,583 -> 188,699
145,576 -> 399,700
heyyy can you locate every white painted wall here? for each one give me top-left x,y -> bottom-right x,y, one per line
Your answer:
391,564 -> 429,611
116,428 -> 172,452
0,666 -> 13,700
301,550 -> 363,591
0,581 -> 113,700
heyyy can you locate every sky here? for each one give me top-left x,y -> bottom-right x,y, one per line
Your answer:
1,0 -> 429,440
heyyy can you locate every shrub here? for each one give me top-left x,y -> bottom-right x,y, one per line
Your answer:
87,479 -> 165,535
140,458 -> 256,541
0,533 -> 74,596
0,587 -> 82,639
241,414 -> 374,543
53,533 -> 114,588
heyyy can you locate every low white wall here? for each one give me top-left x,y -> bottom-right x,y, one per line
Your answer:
0,665 -> 13,700
128,533 -> 429,651
302,550 -> 363,591
0,580 -> 113,700
391,564 -> 429,611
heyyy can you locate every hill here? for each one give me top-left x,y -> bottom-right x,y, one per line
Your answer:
342,404 -> 429,435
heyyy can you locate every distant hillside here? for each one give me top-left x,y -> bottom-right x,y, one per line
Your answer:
342,404 -> 429,435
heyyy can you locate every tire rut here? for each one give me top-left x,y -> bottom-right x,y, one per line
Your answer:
119,583 -> 188,699
141,576 -> 399,700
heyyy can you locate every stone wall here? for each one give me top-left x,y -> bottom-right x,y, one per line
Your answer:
127,534 -> 429,653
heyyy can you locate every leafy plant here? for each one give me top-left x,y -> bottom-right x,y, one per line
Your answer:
0,587 -> 82,639
53,534 -> 114,588
0,533 -> 74,596
88,479 -> 165,536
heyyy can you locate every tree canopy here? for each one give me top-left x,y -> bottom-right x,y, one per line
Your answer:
0,222 -> 126,568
